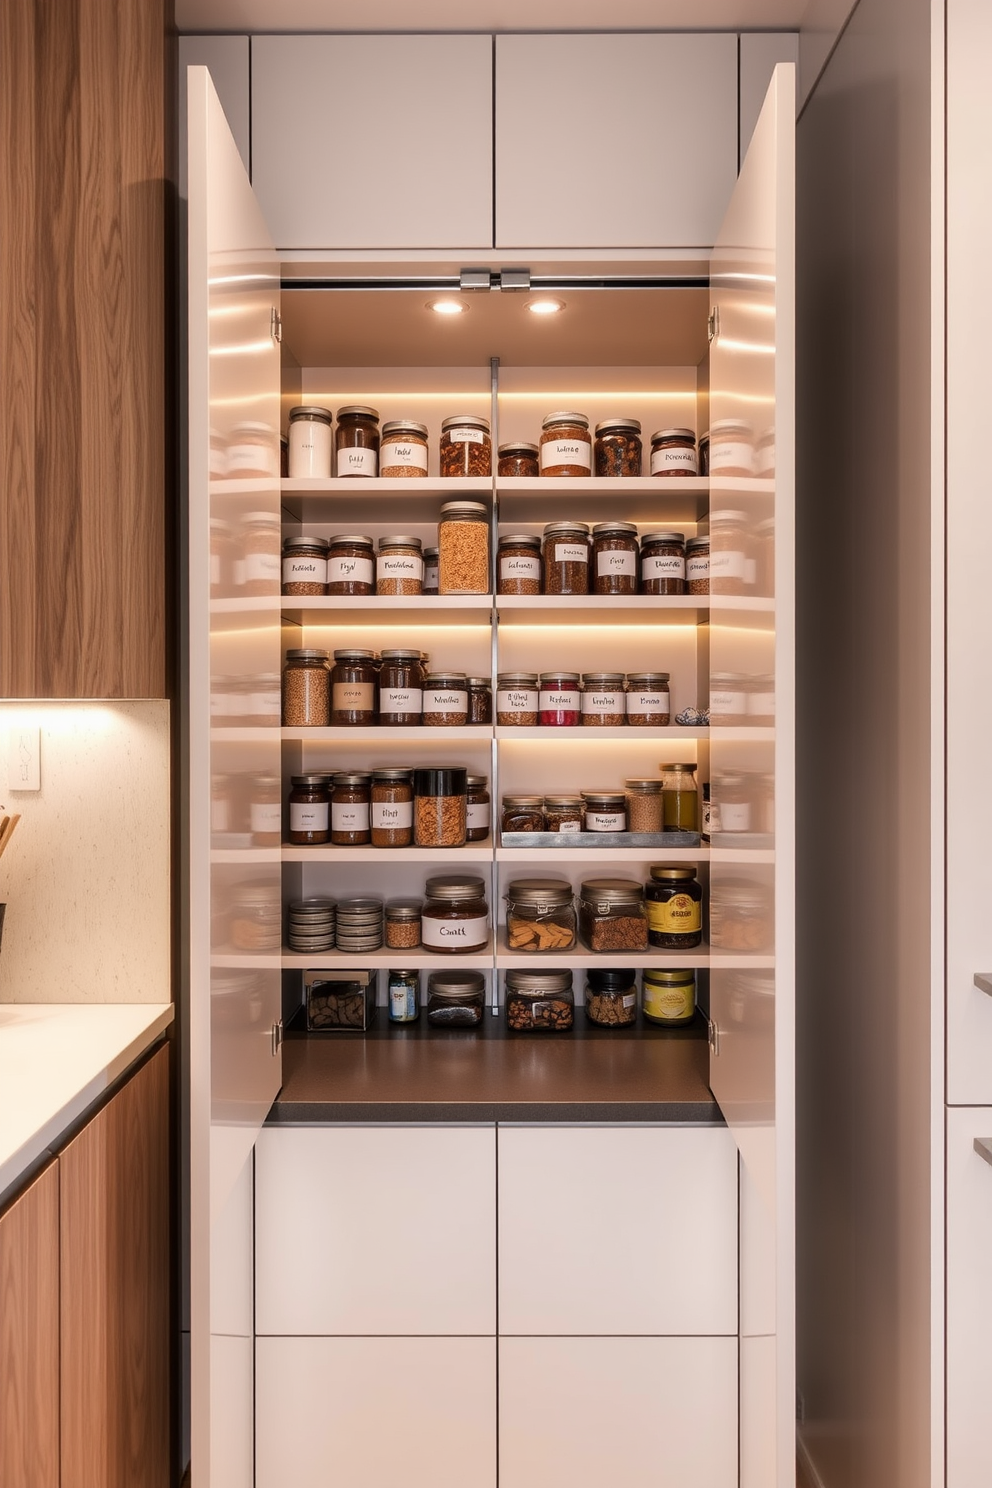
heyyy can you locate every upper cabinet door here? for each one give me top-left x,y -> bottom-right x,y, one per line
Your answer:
251,35 -> 494,250
494,33 -> 737,249
706,64 -> 795,1488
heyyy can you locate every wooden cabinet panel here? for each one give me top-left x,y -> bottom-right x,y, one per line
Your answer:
0,1163 -> 59,1488
60,1045 -> 170,1488
498,1126 -> 737,1336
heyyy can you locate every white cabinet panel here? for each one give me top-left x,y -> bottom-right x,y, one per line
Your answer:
179,37 -> 250,175
255,1126 -> 496,1335
499,1337 -> 737,1488
209,1334 -> 253,1488
497,1127 -> 737,1336
495,33 -> 737,249
251,35 -> 494,250
946,1108 -> 992,1486
739,33 -> 800,164
256,1336 -> 497,1488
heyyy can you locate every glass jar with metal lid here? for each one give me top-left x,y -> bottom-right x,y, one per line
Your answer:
438,500 -> 490,595
371,768 -> 414,848
377,650 -> 424,726
329,650 -> 377,726
650,428 -> 698,477
288,775 -> 331,845
422,547 -> 440,595
698,431 -> 710,476
591,521 -> 639,595
541,521 -> 590,595
241,511 -> 281,596
625,672 -> 671,727
709,879 -> 773,951
581,673 -> 626,726
659,762 -> 699,831
539,672 -> 581,726
230,882 -> 282,952
466,775 -> 491,843
282,535 -> 329,596
287,405 -> 333,478
467,677 -> 492,725
335,405 -> 380,477
624,779 -> 665,834
640,531 -> 686,595
379,420 -> 428,477
388,969 -> 421,1023
385,899 -> 422,950
582,791 -> 627,833
375,535 -> 423,596
414,767 -> 468,848
594,418 -> 642,477
422,875 -> 489,954
226,422 -> 279,478
505,970 -> 575,1032
540,412 -> 592,476
585,968 -> 638,1027
249,773 -> 282,847
283,649 -> 331,727
713,771 -> 755,834
501,795 -> 545,835
578,879 -> 648,952
440,415 -> 491,477
686,536 -> 710,594
643,968 -> 696,1026
496,672 -> 539,726
497,533 -> 542,595
498,442 -> 539,478
427,970 -> 486,1027
543,794 -> 584,834
505,879 -> 576,953
646,865 -> 703,949
708,419 -> 755,477
330,772 -> 371,846
709,672 -> 749,727
710,510 -> 753,595
326,534 -> 375,595
422,672 -> 469,726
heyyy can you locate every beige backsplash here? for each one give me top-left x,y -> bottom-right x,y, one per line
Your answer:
0,701 -> 171,1003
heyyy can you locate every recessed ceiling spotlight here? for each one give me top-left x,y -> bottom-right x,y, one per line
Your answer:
427,298 -> 468,315
526,297 -> 566,316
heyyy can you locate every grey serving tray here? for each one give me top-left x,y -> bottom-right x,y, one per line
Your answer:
500,831 -> 701,848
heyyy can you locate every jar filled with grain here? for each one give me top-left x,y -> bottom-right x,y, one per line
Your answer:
422,875 -> 490,954
385,899 -> 422,950
624,778 -> 665,834
330,772 -> 371,846
594,418 -> 642,477
581,673 -> 626,727
241,511 -> 282,595
540,412 -> 592,476
498,442 -> 540,478
414,767 -> 468,848
625,672 -> 671,727
422,547 -> 440,595
422,672 -> 469,726
371,768 -> 414,848
379,419 -> 428,477
466,775 -> 491,842
539,672 -> 581,726
497,533 -> 542,595
376,535 -> 423,596
427,970 -> 486,1026
288,774 -> 331,845
709,673 -> 749,727
335,405 -> 380,478
496,672 -> 539,726
283,649 -> 331,727
650,428 -> 698,477
330,650 -> 378,726
640,532 -> 686,595
543,794 -> 584,834
501,795 -> 545,834
506,880 -> 576,953
440,415 -> 492,478
326,534 -> 375,595
378,650 -> 424,726
710,510 -> 753,595
249,774 -> 283,847
643,968 -> 696,1026
287,405 -> 333,478
541,521 -> 590,595
504,970 -> 575,1032
467,677 -> 493,725
585,968 -> 638,1028
438,500 -> 490,594
591,521 -> 639,595
582,791 -> 627,833
578,879 -> 648,953
646,865 -> 703,949
686,536 -> 710,594
708,419 -> 755,477
659,762 -> 699,831
282,535 -> 329,596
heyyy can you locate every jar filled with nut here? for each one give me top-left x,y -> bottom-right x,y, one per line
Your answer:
539,672 -> 581,726
282,535 -> 328,596
379,419 -> 428,477
378,650 -> 424,726
624,779 -> 665,834
650,427 -> 698,477
371,768 -> 414,848
438,501 -> 490,594
335,405 -> 379,478
288,774 -> 331,845
578,879 -> 648,953
592,521 -> 640,595
594,418 -> 642,477
686,536 -> 710,594
540,412 -> 592,476
440,415 -> 492,478
422,875 -> 490,954
467,677 -> 493,725
543,794 -> 584,834
331,650 -> 378,726
497,533 -> 542,595
640,532 -> 686,596
326,534 -> 375,595
422,672 -> 469,726
376,535 -> 423,595
501,795 -> 545,834
423,547 -> 439,594
466,775 -> 491,843
414,767 -> 468,848
283,649 -> 331,727
541,521 -> 591,595
506,879 -> 576,953
625,672 -> 671,727
426,970 -> 486,1027
646,865 -> 703,949
330,772 -> 371,846
643,968 -> 696,1026
385,899 -> 422,950
496,672 -> 539,726
581,673 -> 626,727
504,970 -> 574,1032
585,968 -> 638,1027
582,791 -> 627,833
497,442 -> 540,478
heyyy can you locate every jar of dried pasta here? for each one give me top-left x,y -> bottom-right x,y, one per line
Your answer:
594,418 -> 642,477
497,533 -> 542,595
650,428 -> 698,477
335,405 -> 380,477
438,501 -> 490,594
506,879 -> 576,953
540,412 -> 591,476
376,535 -> 423,595
326,534 -> 375,595
440,415 -> 491,477
498,442 -> 539,478
581,673 -> 626,726
379,419 -> 428,477
592,521 -> 639,595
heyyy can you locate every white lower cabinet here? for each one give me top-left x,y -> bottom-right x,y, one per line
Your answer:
946,1107 -> 992,1485
255,1336 -> 497,1488
499,1336 -> 738,1488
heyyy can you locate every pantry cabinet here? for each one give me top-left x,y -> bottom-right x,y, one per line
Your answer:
0,1163 -> 60,1488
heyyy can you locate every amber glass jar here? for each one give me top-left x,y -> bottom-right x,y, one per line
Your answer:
440,415 -> 491,477
330,650 -> 377,726
650,428 -> 698,477
288,775 -> 331,845
646,865 -> 703,949
335,405 -> 380,477
326,534 -> 375,595
370,768 -> 414,848
466,775 -> 491,842
501,795 -> 545,833
282,650 -> 331,727
497,533 -> 542,595
498,442 -> 539,478
640,532 -> 686,595
379,420 -> 428,477
541,521 -> 590,595
330,772 -> 371,845
421,875 -> 489,953
540,412 -> 591,476
423,547 -> 439,594
592,521 -> 639,595
378,649 -> 424,726
594,418 -> 642,476
543,794 -> 584,833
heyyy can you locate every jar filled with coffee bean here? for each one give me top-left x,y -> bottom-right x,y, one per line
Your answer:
646,866 -> 703,949
585,968 -> 639,1028
686,536 -> 710,594
578,879 -> 648,952
335,405 -> 379,478
539,672 -> 581,726
282,535 -> 328,596
467,677 -> 493,725
414,767 -> 468,848
625,672 -> 671,727
422,672 -> 469,726
650,427 -> 698,477
498,442 -> 540,478
423,547 -> 439,595
594,418 -> 642,477
288,774 -> 331,845
422,875 -> 490,954
378,649 -> 424,726
371,768 -> 414,848
497,533 -> 542,595
624,779 -> 665,834
379,419 -> 428,477
581,673 -> 626,726
501,795 -> 545,834
640,532 -> 686,595
496,672 -> 539,726
331,650 -> 378,726
440,415 -> 491,478
376,535 -> 423,595
582,791 -> 627,833
540,412 -> 592,476
326,534 -> 375,595
541,521 -> 590,595
543,794 -> 584,834
283,649 -> 331,727
592,522 -> 639,595
427,970 -> 486,1027
466,775 -> 491,842
330,772 -> 371,846
504,970 -> 574,1032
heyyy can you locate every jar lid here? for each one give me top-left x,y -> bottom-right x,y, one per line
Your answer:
542,411 -> 589,429
428,971 -> 487,997
586,968 -> 637,991
336,896 -> 384,913
285,648 -> 330,661
582,672 -> 625,686
332,772 -> 372,785
579,878 -> 644,905
233,884 -> 280,904
423,672 -> 467,686
378,534 -> 423,550
502,794 -> 544,807
539,671 -> 579,683
372,767 -> 413,781
414,767 -> 468,796
242,510 -> 279,525
686,536 -> 710,551
594,418 -> 641,435
466,678 -> 491,688
498,441 -> 539,454
231,422 -> 276,436
466,774 -> 488,787
424,874 -> 487,902
497,672 -> 539,686
441,414 -> 490,433
649,865 -> 698,881
709,509 -> 749,524
506,878 -> 573,906
289,405 -> 333,423
333,649 -> 378,661
625,779 -> 664,793
337,405 -> 380,420
381,419 -> 428,437
543,794 -> 584,808
283,534 -> 330,552
291,774 -> 331,786
504,970 -> 574,994
423,547 -> 439,558
328,533 -> 375,548
643,968 -> 695,985
710,419 -> 754,436
658,761 -> 697,772
385,898 -> 423,919
626,672 -> 670,686
641,530 -> 686,546
591,521 -> 638,538
699,430 -> 711,444
710,671 -> 748,683
542,520 -> 590,538
581,792 -> 625,806
289,896 -> 337,912
498,532 -> 542,549
439,500 -> 488,518
650,427 -> 696,443
380,649 -> 424,661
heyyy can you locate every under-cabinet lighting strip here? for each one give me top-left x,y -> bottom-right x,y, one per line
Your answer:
280,275 -> 711,293
490,354 -> 500,1015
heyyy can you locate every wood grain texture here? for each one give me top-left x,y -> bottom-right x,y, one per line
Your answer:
0,1163 -> 60,1488
0,0 -> 169,698
60,1045 -> 170,1488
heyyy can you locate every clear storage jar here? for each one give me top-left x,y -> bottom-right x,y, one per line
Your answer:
282,535 -> 328,596
709,672 -> 749,727
496,672 -> 539,726
427,971 -> 486,1027
288,774 -> 331,845
226,422 -> 279,478
376,534 -> 423,596
578,879 -> 648,953
326,534 -> 375,595
501,795 -> 545,834
539,672 -> 581,726
422,875 -> 489,954
371,769 -> 414,848
497,533 -> 542,595
659,762 -> 699,831
710,510 -> 753,596
330,772 -> 371,846
592,521 -> 639,595
241,511 -> 281,596
505,879 -> 576,953
335,405 -> 380,478
438,501 -> 490,594
385,899 -> 422,950
288,405 -> 333,478
643,968 -> 696,1026
708,419 -> 755,478
422,672 -> 469,726
282,649 -> 331,727
249,774 -> 282,847
646,865 -> 703,949
594,418 -> 642,477
414,767 -> 468,848
467,677 -> 493,724
624,779 -> 665,833
540,412 -> 591,476
650,427 -> 698,477
541,521 -> 590,595
230,883 -> 282,952
542,794 -> 584,834
585,969 -> 638,1027
440,415 -> 491,477
379,420 -> 428,477
708,880 -> 774,951
331,650 -> 378,726
306,970 -> 377,1031
504,971 -> 575,1032
625,672 -> 671,727
713,771 -> 754,834
640,532 -> 686,595
581,673 -> 626,726
498,442 -> 539,478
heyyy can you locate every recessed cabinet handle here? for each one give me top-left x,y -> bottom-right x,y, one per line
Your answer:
974,973 -> 992,998
708,1019 -> 720,1056
974,1139 -> 992,1169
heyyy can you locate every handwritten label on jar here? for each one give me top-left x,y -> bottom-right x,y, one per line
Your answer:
283,556 -> 327,585
539,689 -> 574,710
421,915 -> 489,948
250,802 -> 282,834
710,441 -> 754,474
381,687 -> 422,715
497,689 -> 537,714
290,802 -> 329,831
423,688 -> 468,714
337,447 -> 377,477
447,427 -> 485,444
541,440 -> 591,470
466,801 -> 491,831
710,688 -> 747,717
582,692 -> 624,715
596,551 -> 637,576
687,553 -> 709,584
332,683 -> 375,712
242,553 -> 280,584
332,802 -> 370,832
327,555 -> 374,586
379,554 -> 424,580
647,895 -> 702,933
380,441 -> 427,470
626,692 -> 669,715
554,543 -> 588,564
371,800 -> 413,829
642,554 -> 686,580
650,447 -> 698,474
500,555 -> 541,582
585,810 -> 626,831
709,549 -> 747,583
720,801 -> 752,832
424,559 -> 439,589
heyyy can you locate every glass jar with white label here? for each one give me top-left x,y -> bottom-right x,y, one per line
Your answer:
379,420 -> 428,477
282,535 -> 328,596
248,774 -> 282,847
330,650 -> 378,726
497,533 -> 542,595
540,412 -> 592,476
288,775 -> 331,845
709,419 -> 755,478
686,535 -> 710,594
440,415 -> 491,477
466,775 -> 491,843
709,672 -> 750,727
592,521 -> 639,595
330,772 -> 372,846
371,769 -> 414,848
226,421 -> 279,478
710,510 -> 753,596
376,535 -> 423,596
624,672 -> 671,727
713,772 -> 754,835
422,875 -> 489,954
539,672 -> 581,726
581,673 -> 626,726
288,405 -> 333,478
326,534 -> 375,595
378,650 -> 424,726
422,672 -> 469,726
640,532 -> 686,596
650,427 -> 698,477
582,791 -> 628,833
335,406 -> 379,478
541,521 -> 591,595
240,511 -> 281,596
496,673 -> 539,726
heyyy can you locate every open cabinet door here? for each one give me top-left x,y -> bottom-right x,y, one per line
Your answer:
707,64 -> 796,1488
187,67 -> 283,1488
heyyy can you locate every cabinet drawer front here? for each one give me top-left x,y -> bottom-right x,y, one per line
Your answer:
256,1337 -> 496,1488
498,1126 -> 737,1335
499,1337 -> 737,1488
255,1126 -> 496,1335
947,1108 -> 992,1485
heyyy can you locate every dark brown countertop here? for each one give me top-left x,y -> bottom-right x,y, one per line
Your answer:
268,1015 -> 721,1124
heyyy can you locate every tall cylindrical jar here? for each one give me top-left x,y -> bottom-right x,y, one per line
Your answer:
288,405 -> 333,478
371,768 -> 414,848
282,649 -> 331,727
541,522 -> 590,595
378,649 -> 424,726
326,534 -> 375,595
330,650 -> 378,726
440,415 -> 492,477
335,405 -> 380,477
330,772 -> 372,846
438,501 -> 490,594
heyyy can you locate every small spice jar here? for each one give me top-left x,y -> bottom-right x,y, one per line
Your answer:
241,511 -> 282,595
422,875 -> 490,953
496,672 -> 539,727
371,768 -> 414,848
541,521 -> 591,595
594,418 -> 642,477
497,533 -> 542,595
643,969 -> 696,1026
625,672 -> 671,727
506,879 -> 576,953
438,501 -> 490,595
504,971 -> 574,1032
659,762 -> 699,831
582,791 -> 627,833
501,795 -> 545,834
385,900 -> 422,950
414,767 -> 468,848
591,521 -> 639,595
226,422 -> 279,478
288,774 -> 331,845
379,420 -> 428,477
331,650 -> 378,726
282,535 -> 329,596
709,880 -> 773,951
624,779 -> 665,834
466,775 -> 491,843
646,865 -> 703,949
249,773 -> 283,847
709,510 -> 753,595
388,969 -> 421,1023
423,547 -> 439,594
326,534 -> 375,595
288,405 -> 333,478
467,677 -> 493,725
640,532 -> 686,596
427,970 -> 486,1026
376,535 -> 423,596
650,428 -> 698,477
283,649 -> 331,727
542,794 -> 584,834
585,969 -> 638,1028
578,879 -> 648,953
540,412 -> 592,476
686,536 -> 710,594
709,673 -> 750,727
422,672 -> 469,726
330,772 -> 372,846
498,442 -> 540,478
539,672 -> 581,726
708,419 -> 755,477
378,650 -> 424,726
335,405 -> 380,478
581,673 -> 626,726
440,415 -> 492,477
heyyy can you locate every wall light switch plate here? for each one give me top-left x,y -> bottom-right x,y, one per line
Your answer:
7,727 -> 40,791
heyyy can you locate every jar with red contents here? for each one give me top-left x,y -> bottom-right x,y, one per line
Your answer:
538,672 -> 580,726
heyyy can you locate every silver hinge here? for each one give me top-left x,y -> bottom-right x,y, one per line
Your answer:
707,306 -> 720,343
270,307 -> 283,343
708,1018 -> 720,1056
499,267 -> 531,292
459,267 -> 492,291
270,1020 -> 284,1056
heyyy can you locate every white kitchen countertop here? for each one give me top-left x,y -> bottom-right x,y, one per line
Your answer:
0,1002 -> 174,1199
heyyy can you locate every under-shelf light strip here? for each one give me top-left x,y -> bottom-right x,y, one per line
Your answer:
489,355 -> 501,1012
